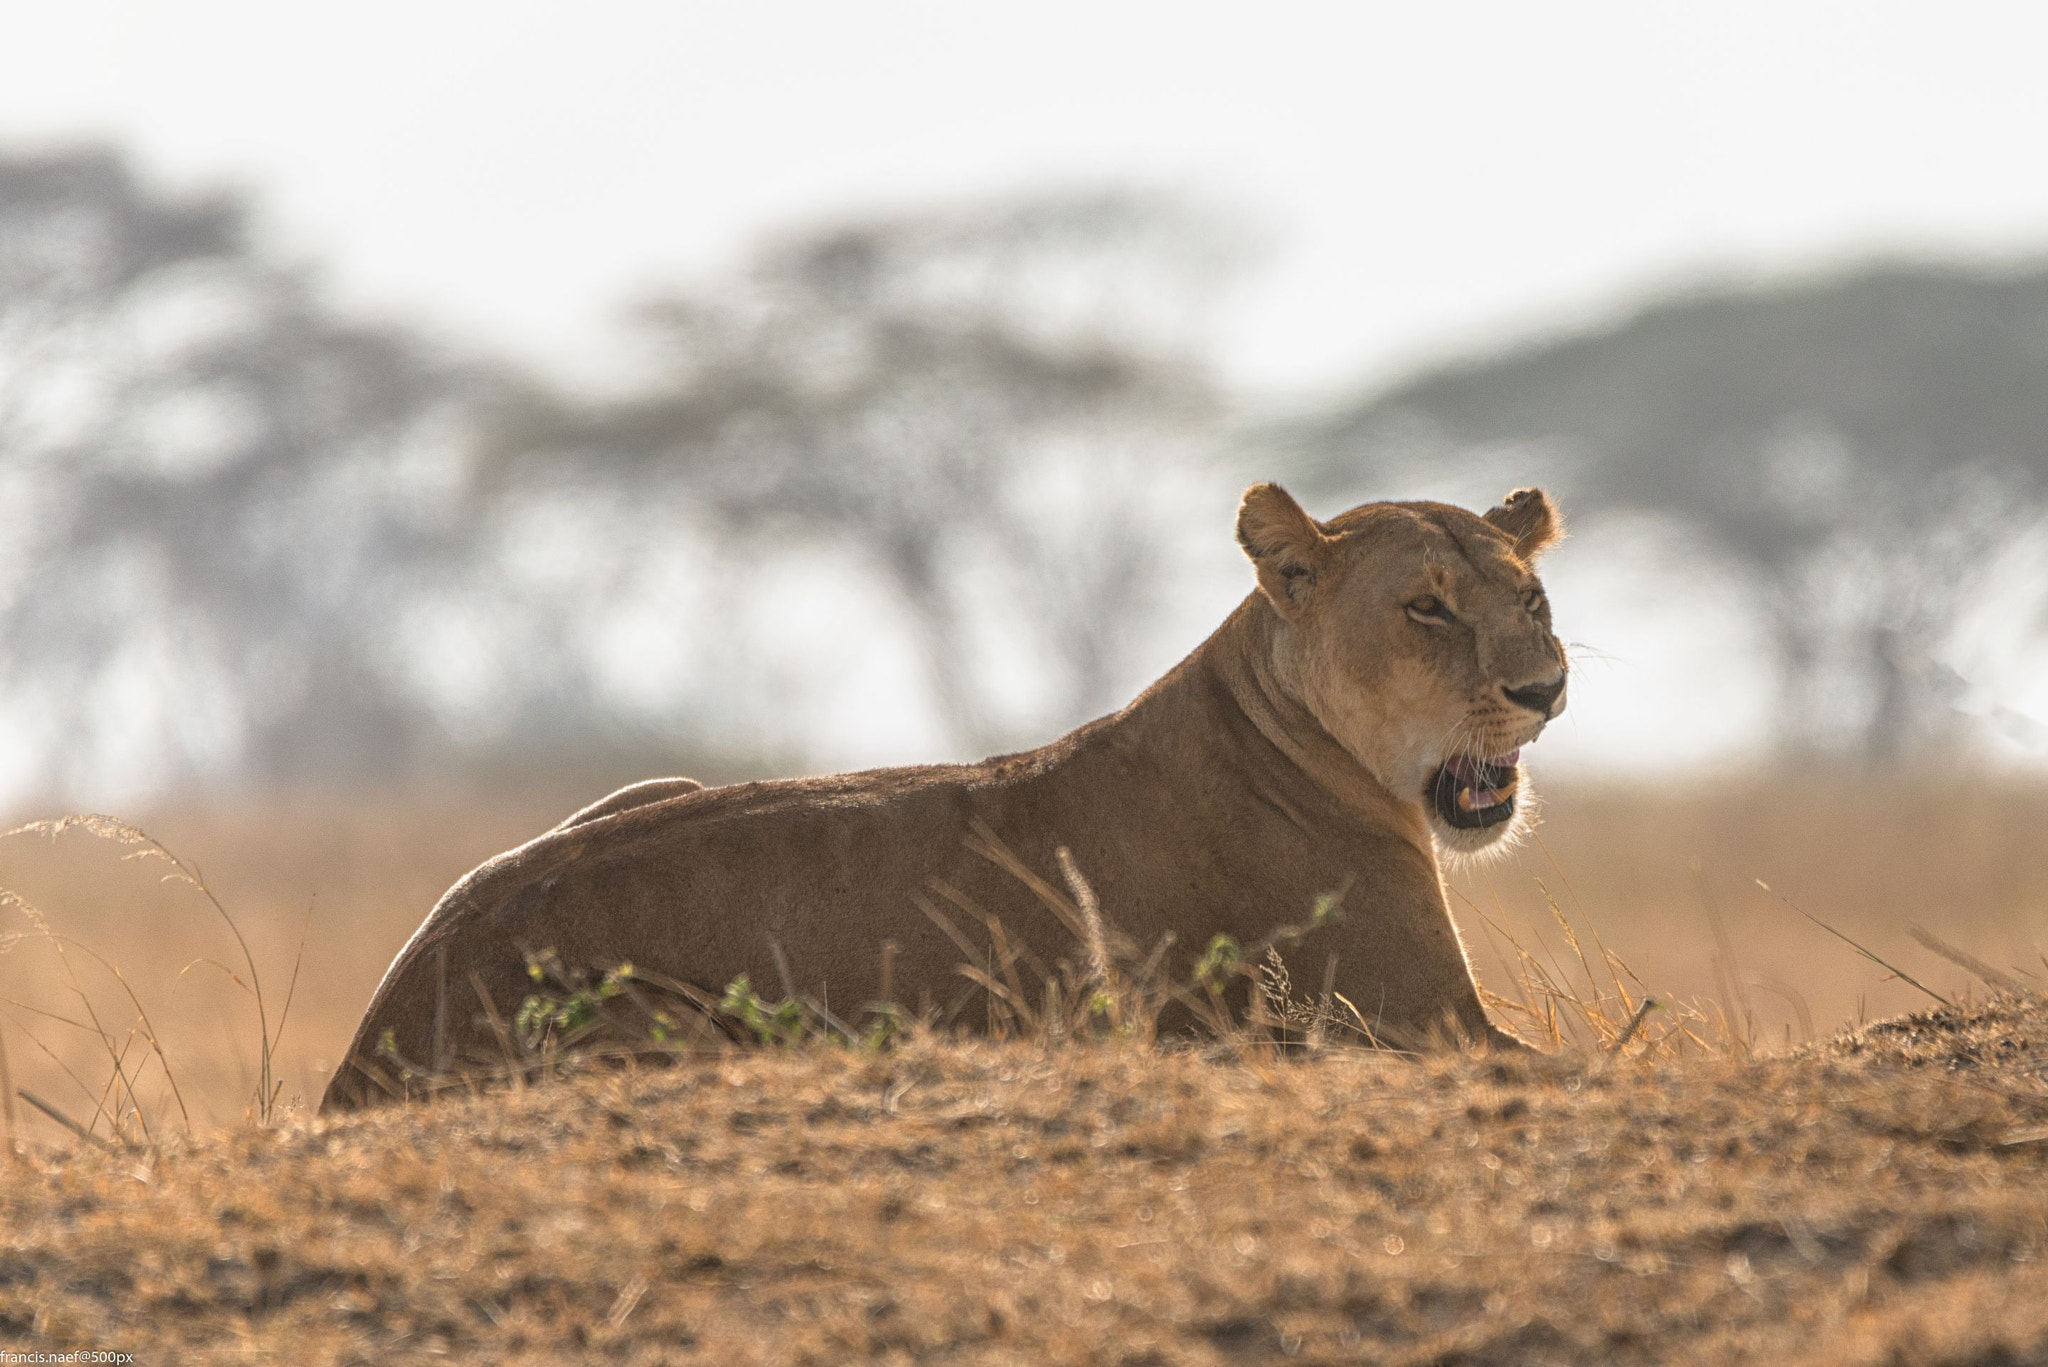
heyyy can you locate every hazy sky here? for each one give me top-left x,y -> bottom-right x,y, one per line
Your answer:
8,1 -> 2048,396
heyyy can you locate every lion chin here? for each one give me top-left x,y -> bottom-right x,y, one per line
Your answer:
1424,750 -> 1538,860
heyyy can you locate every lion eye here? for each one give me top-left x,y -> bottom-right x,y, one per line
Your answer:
1522,587 -> 1546,613
1406,596 -> 1451,625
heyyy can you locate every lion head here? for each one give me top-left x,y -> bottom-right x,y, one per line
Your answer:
1236,483 -> 1568,855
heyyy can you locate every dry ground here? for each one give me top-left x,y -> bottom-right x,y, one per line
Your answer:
5,995 -> 2048,1365
4,771 -> 2048,1363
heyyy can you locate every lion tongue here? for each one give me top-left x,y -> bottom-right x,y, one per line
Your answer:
1447,751 -> 1519,784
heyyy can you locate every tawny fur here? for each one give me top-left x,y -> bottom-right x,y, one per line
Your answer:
322,486 -> 1568,1110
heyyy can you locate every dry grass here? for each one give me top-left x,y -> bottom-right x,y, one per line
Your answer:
8,769 -> 2044,1130
2,996 -> 2047,1364
4,769 -> 2048,1361
1456,768 -> 2048,1050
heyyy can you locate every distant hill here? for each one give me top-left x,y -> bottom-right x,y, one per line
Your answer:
1289,261 -> 2048,758
1297,260 -> 2048,523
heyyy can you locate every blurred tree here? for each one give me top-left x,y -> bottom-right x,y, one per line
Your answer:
486,190 -> 1236,754
0,154 -> 1238,799
0,147 -> 486,794
1288,264 -> 2048,761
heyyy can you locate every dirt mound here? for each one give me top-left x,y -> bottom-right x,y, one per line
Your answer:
5,997 -> 2048,1364
1819,991 -> 2048,1072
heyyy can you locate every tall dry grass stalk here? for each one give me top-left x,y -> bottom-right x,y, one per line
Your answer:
1,815 -> 310,1146
0,1021 -> 17,1158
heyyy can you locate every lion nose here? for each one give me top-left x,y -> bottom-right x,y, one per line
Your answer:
1503,674 -> 1566,717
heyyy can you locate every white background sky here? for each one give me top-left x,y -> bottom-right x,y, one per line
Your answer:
8,1 -> 2048,397
6,1 -> 2048,775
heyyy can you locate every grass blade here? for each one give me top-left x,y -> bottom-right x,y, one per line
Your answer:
1758,881 -> 1951,1008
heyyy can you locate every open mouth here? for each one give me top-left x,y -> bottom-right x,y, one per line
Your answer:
1427,750 -> 1521,829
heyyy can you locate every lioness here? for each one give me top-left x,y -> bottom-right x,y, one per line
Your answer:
321,484 -> 1567,1110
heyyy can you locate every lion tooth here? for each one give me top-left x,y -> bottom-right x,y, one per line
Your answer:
1456,784 -> 1512,812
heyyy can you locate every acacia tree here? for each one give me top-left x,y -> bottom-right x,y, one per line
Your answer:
487,191 -> 1236,754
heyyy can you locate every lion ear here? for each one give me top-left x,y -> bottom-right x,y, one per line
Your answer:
1483,488 -> 1564,561
1235,483 -> 1329,618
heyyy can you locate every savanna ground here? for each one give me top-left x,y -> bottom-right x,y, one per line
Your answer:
4,770 -> 2048,1363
